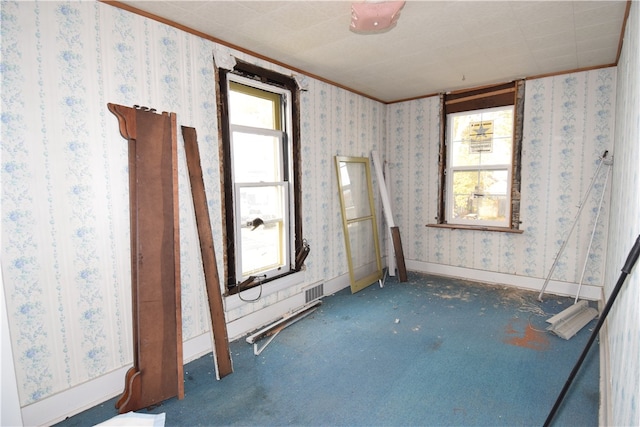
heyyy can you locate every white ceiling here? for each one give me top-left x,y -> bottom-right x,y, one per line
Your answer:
116,0 -> 628,103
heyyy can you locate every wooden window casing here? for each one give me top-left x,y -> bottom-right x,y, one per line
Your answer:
435,80 -> 524,231
217,60 -> 302,293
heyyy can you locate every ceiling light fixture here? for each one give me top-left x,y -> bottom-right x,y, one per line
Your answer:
350,1 -> 406,33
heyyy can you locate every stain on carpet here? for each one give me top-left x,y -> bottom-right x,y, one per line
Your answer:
504,317 -> 550,351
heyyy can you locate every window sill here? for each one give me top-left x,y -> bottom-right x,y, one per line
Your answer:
426,223 -> 523,234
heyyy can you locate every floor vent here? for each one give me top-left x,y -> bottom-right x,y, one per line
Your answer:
305,283 -> 324,303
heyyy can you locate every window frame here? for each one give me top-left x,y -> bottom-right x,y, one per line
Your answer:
217,61 -> 302,294
445,105 -> 514,227
434,81 -> 524,232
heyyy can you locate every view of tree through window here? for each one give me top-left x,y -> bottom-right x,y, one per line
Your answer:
447,106 -> 513,227
433,80 -> 523,231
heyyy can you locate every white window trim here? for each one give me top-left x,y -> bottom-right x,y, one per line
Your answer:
226,73 -> 296,284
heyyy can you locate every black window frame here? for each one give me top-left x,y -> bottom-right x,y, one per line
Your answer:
217,60 -> 302,294
435,80 -> 525,231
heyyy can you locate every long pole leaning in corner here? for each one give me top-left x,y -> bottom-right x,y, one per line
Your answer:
538,150 -> 609,302
544,234 -> 640,426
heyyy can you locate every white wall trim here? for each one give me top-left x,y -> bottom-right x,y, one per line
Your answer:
406,260 -> 602,301
226,291 -> 307,341
323,273 -> 351,297
183,331 -> 214,364
226,273 -> 350,341
599,295 -> 612,427
22,365 -> 131,427
25,263 -> 595,427
2,270 -> 24,427
23,333 -> 229,426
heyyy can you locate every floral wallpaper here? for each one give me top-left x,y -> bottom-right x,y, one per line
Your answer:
1,1 -> 637,426
606,2 -> 640,425
386,40 -> 639,425
1,0 -> 384,413
387,69 -> 616,287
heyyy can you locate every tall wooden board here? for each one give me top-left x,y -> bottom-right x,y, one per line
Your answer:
182,126 -> 233,379
108,103 -> 184,413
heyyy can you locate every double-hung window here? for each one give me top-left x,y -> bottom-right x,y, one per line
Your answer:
436,81 -> 524,231
218,62 -> 301,293
447,106 -> 513,227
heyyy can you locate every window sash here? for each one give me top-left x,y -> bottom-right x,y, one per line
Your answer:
230,125 -> 285,183
445,106 -> 513,228
226,72 -> 296,284
446,165 -> 512,227
229,81 -> 282,131
234,182 -> 291,280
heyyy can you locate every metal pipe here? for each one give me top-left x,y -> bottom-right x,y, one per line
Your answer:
575,162 -> 611,303
537,151 -> 608,301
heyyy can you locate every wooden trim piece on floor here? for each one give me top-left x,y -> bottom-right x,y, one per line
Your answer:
391,226 -> 407,282
371,151 -> 407,282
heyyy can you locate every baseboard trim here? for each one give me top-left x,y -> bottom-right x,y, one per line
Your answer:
29,263 -> 595,427
27,275 -> 351,426
23,333 -> 234,426
226,273 -> 350,341
405,260 -> 602,301
21,365 -> 131,427
224,271 -> 306,312
599,304 -> 612,426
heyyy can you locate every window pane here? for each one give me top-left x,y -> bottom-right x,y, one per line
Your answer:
347,219 -> 377,271
338,161 -> 372,220
451,169 -> 508,221
238,185 -> 285,227
237,185 -> 287,277
229,87 -> 279,130
450,107 -> 513,167
222,67 -> 299,289
240,222 -> 284,276
232,131 -> 280,183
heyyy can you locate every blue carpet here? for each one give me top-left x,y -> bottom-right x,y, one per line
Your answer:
56,272 -> 599,426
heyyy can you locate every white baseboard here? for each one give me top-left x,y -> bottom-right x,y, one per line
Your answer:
23,332 -> 230,426
22,365 -> 131,427
323,273 -> 351,297
226,273 -> 350,341
406,260 -> 602,301
224,271 -> 306,313
27,275 -> 351,427
599,305 -> 612,426
226,291 -> 308,341
26,264 -> 597,427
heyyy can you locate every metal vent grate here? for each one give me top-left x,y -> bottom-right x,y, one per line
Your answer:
305,283 -> 324,303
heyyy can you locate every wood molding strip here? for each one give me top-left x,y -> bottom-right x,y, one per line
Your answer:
182,126 -> 233,379
445,87 -> 515,105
